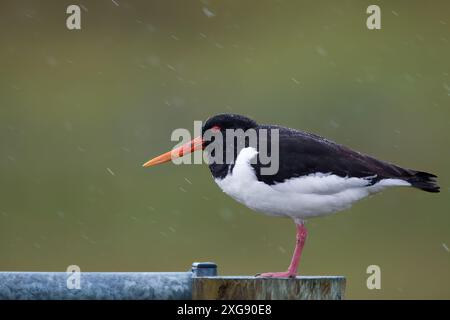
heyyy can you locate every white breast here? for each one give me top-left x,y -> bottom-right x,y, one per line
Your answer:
214,147 -> 410,220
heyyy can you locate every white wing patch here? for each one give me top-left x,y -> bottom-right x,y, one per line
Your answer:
272,173 -> 371,195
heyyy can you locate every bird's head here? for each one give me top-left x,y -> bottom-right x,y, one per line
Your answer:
201,113 -> 257,147
142,113 -> 257,167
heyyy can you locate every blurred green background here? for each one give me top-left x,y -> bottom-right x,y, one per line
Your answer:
0,0 -> 449,299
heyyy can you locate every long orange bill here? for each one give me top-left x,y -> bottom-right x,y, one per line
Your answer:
142,136 -> 204,167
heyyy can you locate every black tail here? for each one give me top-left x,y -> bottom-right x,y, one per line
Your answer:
406,170 -> 440,193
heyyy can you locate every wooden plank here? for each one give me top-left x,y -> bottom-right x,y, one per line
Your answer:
192,276 -> 346,300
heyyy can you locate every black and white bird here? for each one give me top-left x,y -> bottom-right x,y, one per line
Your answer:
143,114 -> 439,278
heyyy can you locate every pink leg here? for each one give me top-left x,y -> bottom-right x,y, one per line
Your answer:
258,222 -> 308,278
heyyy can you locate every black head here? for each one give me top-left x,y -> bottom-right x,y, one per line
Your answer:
202,114 -> 258,136
143,113 -> 260,179
201,114 -> 259,179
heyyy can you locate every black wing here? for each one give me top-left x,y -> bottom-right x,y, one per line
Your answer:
252,125 -> 439,192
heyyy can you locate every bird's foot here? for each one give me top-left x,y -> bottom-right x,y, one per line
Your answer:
256,271 -> 297,278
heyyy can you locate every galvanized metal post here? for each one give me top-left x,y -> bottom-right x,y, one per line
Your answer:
0,271 -> 192,300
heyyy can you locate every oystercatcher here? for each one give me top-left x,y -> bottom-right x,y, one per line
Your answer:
143,114 -> 439,278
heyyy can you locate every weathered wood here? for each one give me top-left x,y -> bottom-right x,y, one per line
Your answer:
192,276 -> 346,300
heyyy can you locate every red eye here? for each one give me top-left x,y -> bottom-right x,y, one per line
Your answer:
211,125 -> 221,132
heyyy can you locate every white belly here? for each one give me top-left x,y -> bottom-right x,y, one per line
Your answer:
214,147 -> 410,220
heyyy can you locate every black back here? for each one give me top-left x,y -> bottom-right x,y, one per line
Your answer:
253,124 -> 409,185
201,114 -> 439,192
